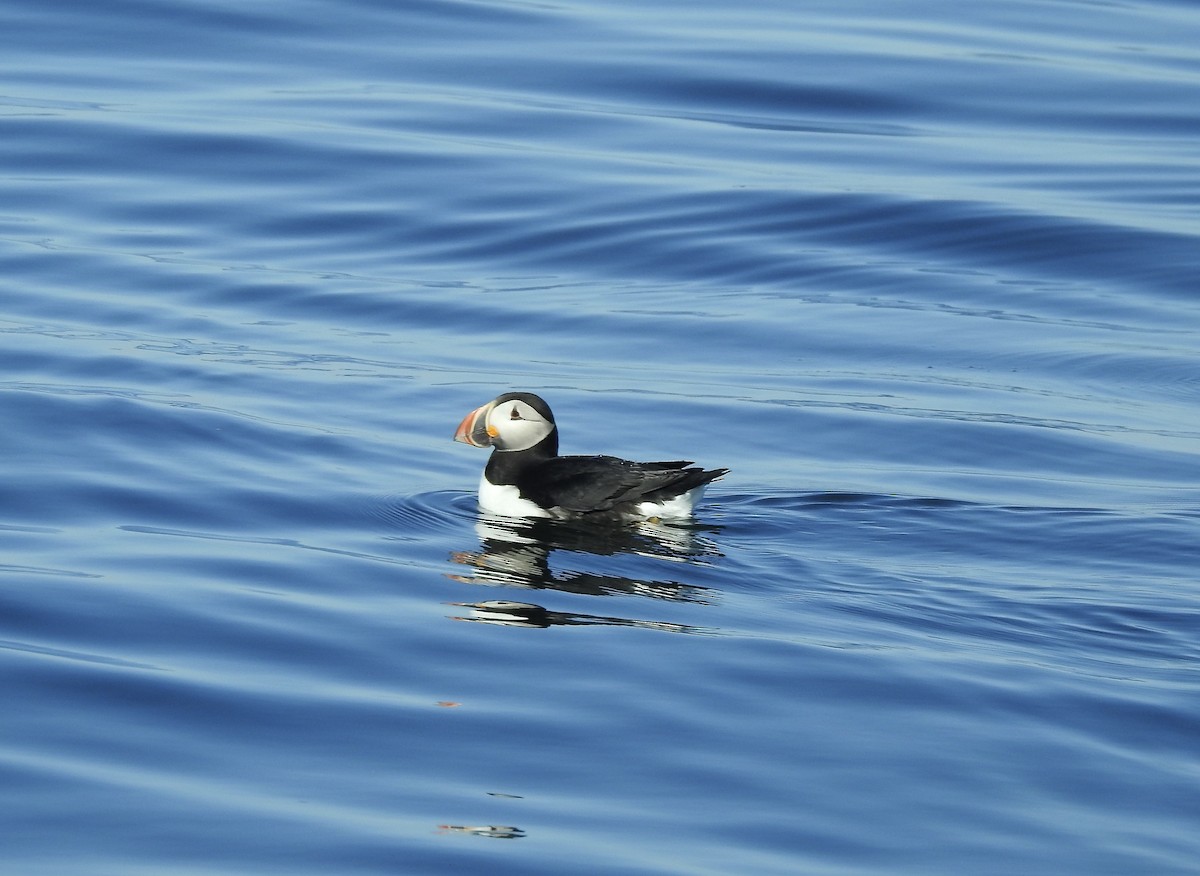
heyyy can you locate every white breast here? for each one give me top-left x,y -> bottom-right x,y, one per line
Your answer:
477,474 -> 552,518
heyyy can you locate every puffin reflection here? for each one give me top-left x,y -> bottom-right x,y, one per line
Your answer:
447,599 -> 710,635
446,514 -> 721,632
437,823 -> 525,839
448,513 -> 720,601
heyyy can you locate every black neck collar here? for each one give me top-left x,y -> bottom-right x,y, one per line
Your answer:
484,430 -> 558,485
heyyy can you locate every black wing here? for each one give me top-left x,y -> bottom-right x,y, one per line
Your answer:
519,455 -> 721,513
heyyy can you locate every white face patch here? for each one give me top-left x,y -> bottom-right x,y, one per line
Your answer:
487,399 -> 554,452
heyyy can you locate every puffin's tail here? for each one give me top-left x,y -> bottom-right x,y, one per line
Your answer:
644,464 -> 729,502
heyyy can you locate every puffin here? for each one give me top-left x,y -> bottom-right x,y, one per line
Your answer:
454,392 -> 728,521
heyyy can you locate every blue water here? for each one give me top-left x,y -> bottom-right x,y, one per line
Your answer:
3,0 -> 1199,873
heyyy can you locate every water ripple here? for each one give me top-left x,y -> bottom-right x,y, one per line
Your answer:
4,0 -> 1200,873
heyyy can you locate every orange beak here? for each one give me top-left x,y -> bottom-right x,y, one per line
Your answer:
453,403 -> 495,448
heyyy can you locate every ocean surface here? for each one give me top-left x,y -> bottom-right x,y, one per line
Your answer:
3,0 -> 1199,873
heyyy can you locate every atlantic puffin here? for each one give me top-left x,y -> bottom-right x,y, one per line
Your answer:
454,392 -> 728,521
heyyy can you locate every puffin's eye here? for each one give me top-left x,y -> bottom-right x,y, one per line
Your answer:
510,408 -> 522,420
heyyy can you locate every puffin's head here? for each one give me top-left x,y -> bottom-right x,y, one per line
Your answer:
454,392 -> 557,452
